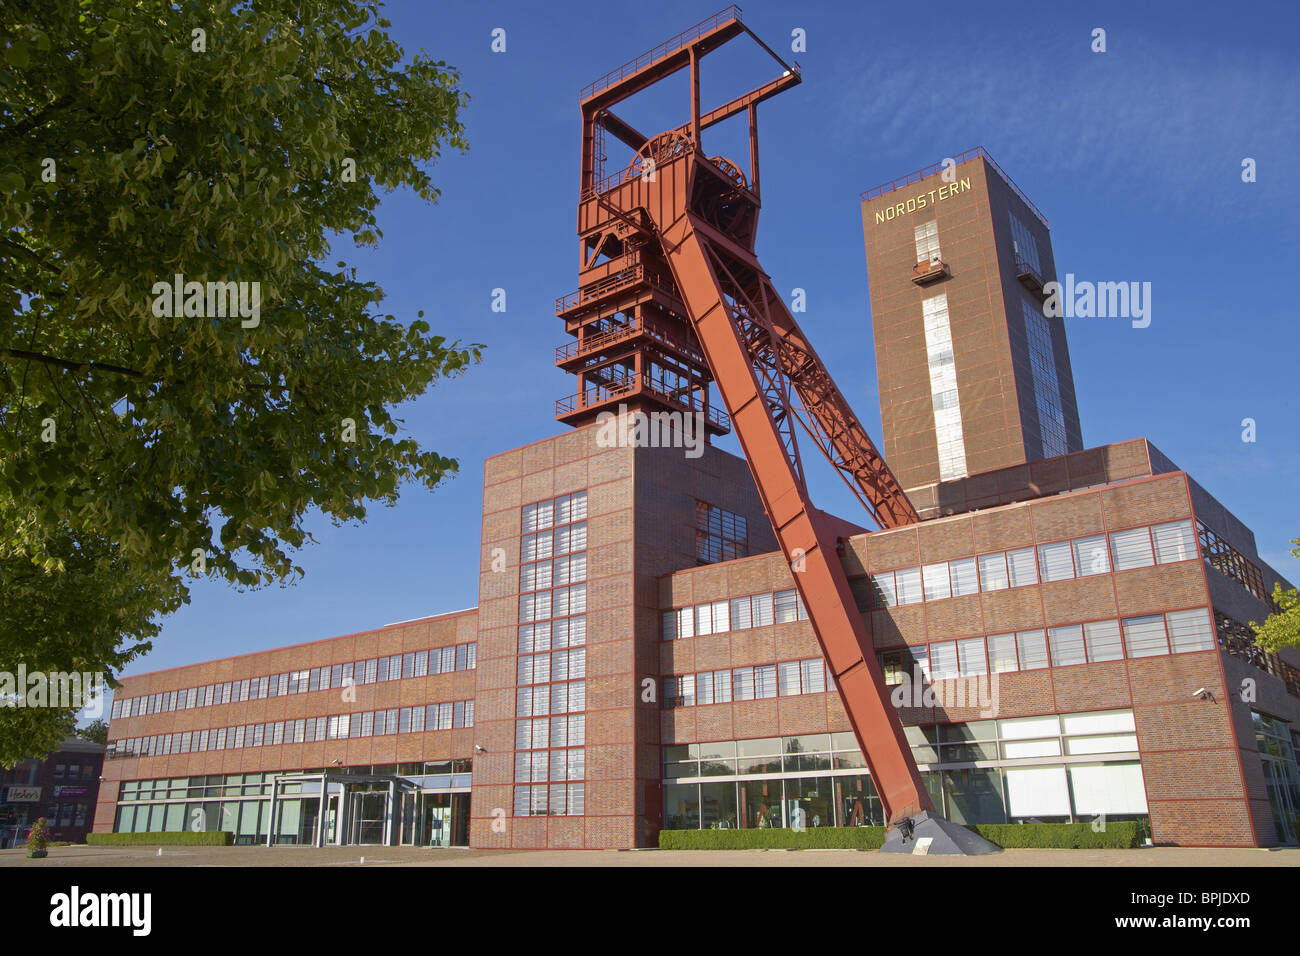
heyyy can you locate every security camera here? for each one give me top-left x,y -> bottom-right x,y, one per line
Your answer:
1193,688 -> 1206,698
1193,688 -> 1215,701
474,745 -> 487,753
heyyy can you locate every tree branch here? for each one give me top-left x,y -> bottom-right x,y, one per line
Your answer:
2,348 -> 147,379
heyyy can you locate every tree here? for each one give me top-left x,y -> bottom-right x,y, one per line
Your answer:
1250,537 -> 1300,654
1,0 -> 480,765
79,718 -> 109,745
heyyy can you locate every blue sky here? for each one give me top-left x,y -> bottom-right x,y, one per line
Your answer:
116,0 -> 1299,688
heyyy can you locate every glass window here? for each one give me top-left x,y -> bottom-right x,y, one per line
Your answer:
929,641 -> 959,681
773,590 -> 800,624
1110,527 -> 1155,571
949,557 -> 979,597
751,593 -> 774,626
895,567 -> 923,605
754,665 -> 778,699
1153,520 -> 1197,564
1038,541 -> 1075,582
1073,535 -> 1110,576
1048,625 -> 1086,666
732,668 -> 755,701
778,662 -> 801,696
1007,548 -> 1038,587
957,638 -> 987,677
1084,620 -> 1124,662
1166,608 -> 1215,652
922,563 -> 950,601
1122,615 -> 1169,657
987,634 -> 1018,673
1016,630 -> 1049,670
978,553 -> 1008,591
800,659 -> 826,695
872,572 -> 896,608
730,597 -> 753,630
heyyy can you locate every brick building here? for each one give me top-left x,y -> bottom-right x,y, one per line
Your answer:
2,737 -> 104,847
95,150 -> 1300,849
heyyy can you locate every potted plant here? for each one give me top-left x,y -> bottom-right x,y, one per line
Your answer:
26,817 -> 50,859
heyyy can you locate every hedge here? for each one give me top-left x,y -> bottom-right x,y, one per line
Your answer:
87,831 -> 235,847
659,827 -> 887,850
658,820 -> 1143,851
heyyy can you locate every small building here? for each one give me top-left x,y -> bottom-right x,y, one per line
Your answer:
1,736 -> 105,847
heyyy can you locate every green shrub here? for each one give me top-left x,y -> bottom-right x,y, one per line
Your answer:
27,817 -> 51,857
967,821 -> 1141,849
659,827 -> 887,850
86,831 -> 234,847
658,820 -> 1142,850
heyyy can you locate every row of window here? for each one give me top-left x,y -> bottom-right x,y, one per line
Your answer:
518,648 -> 585,686
516,680 -> 585,718
519,584 -> 586,624
111,644 -> 478,721
664,658 -> 830,708
696,500 -> 749,565
521,521 -> 587,563
871,519 -> 1196,608
519,553 -> 587,593
119,764 -> 472,803
662,588 -> 808,641
106,700 -> 475,759
522,491 -> 587,534
517,490 -> 588,817
880,607 -> 1216,683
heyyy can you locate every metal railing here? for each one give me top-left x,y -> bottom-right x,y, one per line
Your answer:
556,373 -> 730,430
555,263 -> 678,315
860,145 -> 1050,230
554,315 -> 706,368
580,6 -> 743,101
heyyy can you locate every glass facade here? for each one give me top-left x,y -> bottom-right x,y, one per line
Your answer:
663,710 -> 1148,831
515,490 -> 587,816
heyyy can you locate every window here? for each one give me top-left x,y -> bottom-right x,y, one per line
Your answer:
1084,620 -> 1124,662
695,501 -> 748,565
914,219 -> 941,263
978,553 -> 1009,591
988,634 -> 1018,673
1166,608 -> 1214,653
895,567 -> 923,605
1009,211 -> 1041,274
1016,631 -> 1049,670
930,642 -> 959,681
922,563 -> 950,601
957,638 -> 987,677
1110,527 -> 1155,571
1007,548 -> 1038,587
950,557 -> 979,597
1122,615 -> 1168,658
800,659 -> 826,694
1073,536 -> 1110,576
1038,541 -> 1075,582
695,601 -> 729,636
1048,625 -> 1086,667
1152,520 -> 1196,564
1021,300 -> 1069,459
922,294 -> 967,480
872,571 -> 898,607
773,589 -> 800,624
778,662 -> 801,697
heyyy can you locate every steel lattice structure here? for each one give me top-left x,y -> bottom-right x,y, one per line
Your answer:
557,7 -> 931,826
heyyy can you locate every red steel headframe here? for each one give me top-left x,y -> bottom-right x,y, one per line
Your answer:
570,8 -> 929,825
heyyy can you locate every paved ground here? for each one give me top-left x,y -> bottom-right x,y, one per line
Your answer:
2,844 -> 1296,866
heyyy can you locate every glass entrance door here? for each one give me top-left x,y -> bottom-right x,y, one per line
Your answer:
350,791 -> 387,845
